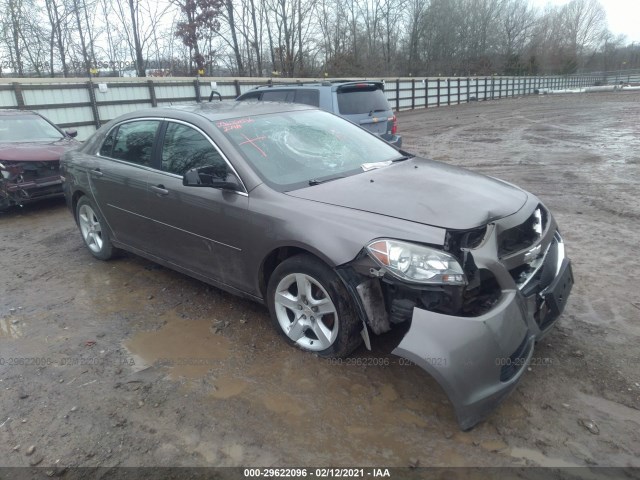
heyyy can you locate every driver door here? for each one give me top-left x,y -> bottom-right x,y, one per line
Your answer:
145,121 -> 249,290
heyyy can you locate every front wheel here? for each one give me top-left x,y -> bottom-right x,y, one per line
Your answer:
75,196 -> 116,260
267,254 -> 362,358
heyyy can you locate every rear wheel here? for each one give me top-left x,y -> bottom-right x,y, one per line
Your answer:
76,196 -> 116,260
267,254 -> 362,358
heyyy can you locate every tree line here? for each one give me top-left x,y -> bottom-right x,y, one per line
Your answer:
1,0 -> 638,78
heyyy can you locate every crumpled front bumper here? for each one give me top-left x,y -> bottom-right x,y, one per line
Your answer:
391,202 -> 573,430
393,294 -> 535,430
1,169 -> 63,206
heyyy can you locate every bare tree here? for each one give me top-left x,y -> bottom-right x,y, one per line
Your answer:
404,0 -> 429,74
501,0 -> 537,73
0,0 -> 630,78
562,0 -> 606,60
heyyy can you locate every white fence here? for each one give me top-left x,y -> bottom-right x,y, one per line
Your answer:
0,74 -> 607,140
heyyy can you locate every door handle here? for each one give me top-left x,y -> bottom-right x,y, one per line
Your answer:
91,168 -> 104,177
150,184 -> 169,196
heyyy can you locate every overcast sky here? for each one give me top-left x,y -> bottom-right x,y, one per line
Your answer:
529,0 -> 640,42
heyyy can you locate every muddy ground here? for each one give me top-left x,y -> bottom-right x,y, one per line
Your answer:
1,92 -> 639,474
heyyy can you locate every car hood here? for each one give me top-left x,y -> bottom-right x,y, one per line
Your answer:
0,139 -> 78,162
286,157 -> 529,230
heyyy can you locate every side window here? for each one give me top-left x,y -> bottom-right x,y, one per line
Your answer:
262,90 -> 295,102
294,89 -> 320,107
99,128 -> 116,157
111,120 -> 160,167
161,122 -> 228,177
238,91 -> 261,101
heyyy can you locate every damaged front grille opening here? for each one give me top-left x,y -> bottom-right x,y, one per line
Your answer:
461,269 -> 501,315
497,205 -> 548,257
1,161 -> 63,209
1,161 -> 60,182
509,232 -> 559,295
372,266 -> 502,328
445,225 -> 487,253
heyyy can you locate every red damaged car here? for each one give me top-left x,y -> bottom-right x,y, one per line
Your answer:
0,110 -> 79,211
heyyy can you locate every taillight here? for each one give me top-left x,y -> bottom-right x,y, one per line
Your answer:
391,115 -> 398,135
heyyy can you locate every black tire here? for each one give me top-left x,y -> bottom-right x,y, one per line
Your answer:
75,196 -> 117,260
0,196 -> 10,212
267,254 -> 363,358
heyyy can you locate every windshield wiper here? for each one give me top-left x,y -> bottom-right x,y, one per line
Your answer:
369,109 -> 388,116
308,176 -> 345,186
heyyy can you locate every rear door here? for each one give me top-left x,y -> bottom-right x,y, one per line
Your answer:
335,83 -> 394,138
145,120 -> 249,289
90,119 -> 160,251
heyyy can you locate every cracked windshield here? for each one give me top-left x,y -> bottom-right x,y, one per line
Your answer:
215,111 -> 401,189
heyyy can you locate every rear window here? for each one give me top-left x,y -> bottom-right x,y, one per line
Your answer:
337,87 -> 390,115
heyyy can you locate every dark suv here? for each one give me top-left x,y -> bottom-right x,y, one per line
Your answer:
236,81 -> 401,147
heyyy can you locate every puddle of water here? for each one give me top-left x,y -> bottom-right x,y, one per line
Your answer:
75,265 -> 158,317
211,376 -> 249,399
122,300 -> 505,464
124,310 -> 230,378
0,316 -> 23,338
239,350 -> 444,460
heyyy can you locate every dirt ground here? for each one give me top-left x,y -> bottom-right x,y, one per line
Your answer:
1,92 -> 639,474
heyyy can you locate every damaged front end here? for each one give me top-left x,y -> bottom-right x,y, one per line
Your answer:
337,197 -> 573,430
0,160 -> 64,210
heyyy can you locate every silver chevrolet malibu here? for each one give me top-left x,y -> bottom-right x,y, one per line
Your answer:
61,102 -> 573,430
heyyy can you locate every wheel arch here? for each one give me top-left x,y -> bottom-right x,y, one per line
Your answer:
71,188 -> 89,223
258,245 -> 337,299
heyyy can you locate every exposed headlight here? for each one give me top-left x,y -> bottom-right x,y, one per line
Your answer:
366,239 -> 467,285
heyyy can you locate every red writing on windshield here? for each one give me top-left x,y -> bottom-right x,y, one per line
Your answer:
216,118 -> 254,133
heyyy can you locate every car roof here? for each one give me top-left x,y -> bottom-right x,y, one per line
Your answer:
244,80 -> 384,92
119,101 -> 316,123
0,109 -> 41,116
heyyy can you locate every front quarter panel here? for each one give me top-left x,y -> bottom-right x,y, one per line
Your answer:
246,184 -> 448,296
61,151 -> 97,216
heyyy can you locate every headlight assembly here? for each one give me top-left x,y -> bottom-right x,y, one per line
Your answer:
366,239 -> 467,285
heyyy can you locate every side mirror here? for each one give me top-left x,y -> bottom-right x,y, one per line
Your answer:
65,129 -> 78,138
183,165 -> 241,191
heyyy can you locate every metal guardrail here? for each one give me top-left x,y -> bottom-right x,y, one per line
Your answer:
0,74 -> 630,140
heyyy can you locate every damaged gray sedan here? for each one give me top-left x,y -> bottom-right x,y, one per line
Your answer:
61,102 -> 573,430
